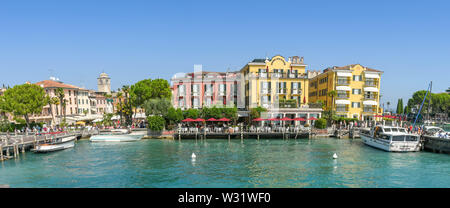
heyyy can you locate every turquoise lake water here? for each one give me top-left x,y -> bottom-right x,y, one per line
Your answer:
0,138 -> 449,188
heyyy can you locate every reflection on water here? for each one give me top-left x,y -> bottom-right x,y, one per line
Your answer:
0,138 -> 449,188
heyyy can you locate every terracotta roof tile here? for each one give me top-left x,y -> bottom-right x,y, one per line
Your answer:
35,80 -> 81,89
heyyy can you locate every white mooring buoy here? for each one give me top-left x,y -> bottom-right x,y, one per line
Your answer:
191,153 -> 197,159
333,153 -> 338,159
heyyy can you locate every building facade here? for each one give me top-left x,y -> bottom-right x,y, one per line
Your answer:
171,70 -> 242,110
34,79 -> 82,125
308,64 -> 383,121
239,55 -> 322,119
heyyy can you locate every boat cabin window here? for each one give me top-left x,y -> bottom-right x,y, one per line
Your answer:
380,135 -> 390,140
398,129 -> 407,133
391,136 -> 405,141
391,128 -> 399,132
384,128 -> 392,132
405,136 -> 418,141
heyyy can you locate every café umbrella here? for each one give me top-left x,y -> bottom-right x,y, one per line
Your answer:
182,118 -> 195,122
308,117 -> 318,121
206,118 -> 218,122
293,117 -> 306,121
194,118 -> 206,122
218,118 -> 231,122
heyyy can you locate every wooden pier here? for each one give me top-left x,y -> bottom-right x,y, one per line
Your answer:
174,130 -> 316,140
0,131 -> 95,161
422,135 -> 450,154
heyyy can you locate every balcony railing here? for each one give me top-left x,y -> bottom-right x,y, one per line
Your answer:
261,89 -> 272,94
337,80 -> 350,85
364,95 -> 377,100
291,89 -> 301,94
336,107 -> 348,112
255,72 -> 304,79
276,88 -> 287,94
191,91 -> 200,96
337,94 -> 349,99
178,91 -> 185,97
364,108 -> 376,113
204,91 -> 213,96
365,81 -> 378,87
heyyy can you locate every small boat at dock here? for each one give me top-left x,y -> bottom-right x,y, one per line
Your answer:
360,125 -> 421,152
31,135 -> 76,153
90,129 -> 144,142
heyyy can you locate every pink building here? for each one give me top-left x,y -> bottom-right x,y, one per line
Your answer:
171,71 -> 242,109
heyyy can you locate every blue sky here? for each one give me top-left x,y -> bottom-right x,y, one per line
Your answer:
0,0 -> 449,110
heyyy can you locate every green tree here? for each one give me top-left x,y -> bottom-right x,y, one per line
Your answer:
102,113 -> 114,126
396,98 -> 403,114
184,109 -> 199,119
130,79 -> 153,118
147,115 -> 165,132
314,118 -> 327,129
150,79 -> 172,99
0,84 -> 48,128
250,106 -> 267,120
166,107 -> 181,126
143,98 -> 171,117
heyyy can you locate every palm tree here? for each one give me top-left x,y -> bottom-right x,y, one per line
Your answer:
52,97 -> 60,124
116,91 -> 124,126
327,90 -> 337,125
327,90 -> 337,111
121,85 -> 132,126
56,88 -> 65,124
46,96 -> 56,126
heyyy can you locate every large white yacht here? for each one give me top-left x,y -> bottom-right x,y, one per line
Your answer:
90,129 -> 145,142
360,125 -> 421,152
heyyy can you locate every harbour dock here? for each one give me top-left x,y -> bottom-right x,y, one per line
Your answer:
0,129 -> 98,161
422,135 -> 450,154
174,128 -> 333,140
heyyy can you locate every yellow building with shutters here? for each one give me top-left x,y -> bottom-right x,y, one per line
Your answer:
239,55 -> 322,120
308,64 -> 383,121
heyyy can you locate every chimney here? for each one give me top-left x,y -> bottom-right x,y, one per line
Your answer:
300,57 -> 304,64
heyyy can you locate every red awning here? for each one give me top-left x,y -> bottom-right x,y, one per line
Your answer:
267,118 -> 280,121
218,118 -> 231,122
280,117 -> 294,121
308,117 -> 318,121
182,118 -> 195,122
293,117 -> 306,121
252,118 -> 265,121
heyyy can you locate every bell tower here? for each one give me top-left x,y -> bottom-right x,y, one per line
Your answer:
97,72 -> 111,94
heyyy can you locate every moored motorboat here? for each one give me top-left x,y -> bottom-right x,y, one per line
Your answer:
90,129 -> 144,142
31,135 -> 76,153
360,125 -> 421,152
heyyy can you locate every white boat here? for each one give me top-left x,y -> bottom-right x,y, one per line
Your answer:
31,136 -> 76,153
423,126 -> 449,139
90,129 -> 144,142
360,125 -> 421,152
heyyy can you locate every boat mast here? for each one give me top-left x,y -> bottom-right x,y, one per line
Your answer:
426,81 -> 432,121
413,82 -> 432,128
